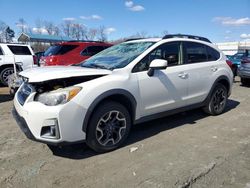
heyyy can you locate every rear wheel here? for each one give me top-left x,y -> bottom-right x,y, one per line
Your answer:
0,67 -> 14,86
86,101 -> 131,153
203,83 -> 228,115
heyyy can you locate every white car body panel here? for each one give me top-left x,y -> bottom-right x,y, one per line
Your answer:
12,37 -> 234,145
19,66 -> 112,82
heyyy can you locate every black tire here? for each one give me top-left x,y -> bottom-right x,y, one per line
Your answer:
86,101 -> 131,153
0,67 -> 14,86
203,83 -> 228,115
231,65 -> 238,77
241,78 -> 249,86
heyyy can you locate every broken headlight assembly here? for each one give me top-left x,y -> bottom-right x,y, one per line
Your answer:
35,86 -> 82,106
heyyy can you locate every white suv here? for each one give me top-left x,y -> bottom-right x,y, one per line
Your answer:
0,43 -> 36,86
13,35 -> 233,152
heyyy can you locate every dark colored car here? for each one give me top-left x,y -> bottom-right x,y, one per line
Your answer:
40,41 -> 112,66
227,51 -> 249,77
238,54 -> 250,85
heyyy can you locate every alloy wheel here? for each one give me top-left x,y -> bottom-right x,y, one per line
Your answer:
2,68 -> 14,85
212,88 -> 226,113
96,110 -> 127,146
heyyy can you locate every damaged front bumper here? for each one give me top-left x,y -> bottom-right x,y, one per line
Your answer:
13,86 -> 87,146
8,73 -> 23,96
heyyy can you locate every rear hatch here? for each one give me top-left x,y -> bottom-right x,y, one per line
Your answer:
7,45 -> 36,70
40,44 -> 78,66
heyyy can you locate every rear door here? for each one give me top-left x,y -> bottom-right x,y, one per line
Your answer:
183,41 -> 221,105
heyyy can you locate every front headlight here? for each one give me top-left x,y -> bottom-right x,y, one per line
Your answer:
35,86 -> 82,106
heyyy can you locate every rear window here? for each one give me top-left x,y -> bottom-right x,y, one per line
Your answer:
81,46 -> 108,56
7,45 -> 32,55
44,45 -> 78,56
206,46 -> 220,61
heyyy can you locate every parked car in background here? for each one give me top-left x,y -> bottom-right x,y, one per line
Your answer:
35,51 -> 44,66
13,34 -> 233,153
238,54 -> 250,85
0,43 -> 36,86
39,41 -> 112,66
227,51 -> 249,77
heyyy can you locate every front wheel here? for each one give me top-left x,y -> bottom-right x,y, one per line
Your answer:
203,83 -> 228,115
0,67 -> 14,86
86,101 -> 131,153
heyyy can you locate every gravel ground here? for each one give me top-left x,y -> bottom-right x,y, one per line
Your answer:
0,78 -> 250,188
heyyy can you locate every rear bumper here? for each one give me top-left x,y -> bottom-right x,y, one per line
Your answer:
238,67 -> 250,78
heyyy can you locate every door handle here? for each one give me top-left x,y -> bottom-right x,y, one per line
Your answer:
178,72 -> 188,79
211,66 -> 218,72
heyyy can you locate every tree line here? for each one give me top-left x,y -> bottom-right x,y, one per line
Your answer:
0,18 -> 169,43
0,18 -> 112,42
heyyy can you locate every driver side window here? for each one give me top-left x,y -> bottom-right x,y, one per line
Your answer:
132,42 -> 181,72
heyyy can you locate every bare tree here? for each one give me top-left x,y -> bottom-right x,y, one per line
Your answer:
0,20 -> 7,42
135,31 -> 148,38
97,26 -> 107,42
62,20 -> 73,37
16,18 -> 28,33
162,30 -> 168,36
71,23 -> 85,40
87,28 -> 98,40
79,25 -> 88,40
35,18 -> 43,34
44,21 -> 55,35
53,25 -> 61,36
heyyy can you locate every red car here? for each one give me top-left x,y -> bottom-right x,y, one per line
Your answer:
39,41 -> 112,66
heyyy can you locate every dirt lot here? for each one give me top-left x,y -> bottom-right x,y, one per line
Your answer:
0,79 -> 250,188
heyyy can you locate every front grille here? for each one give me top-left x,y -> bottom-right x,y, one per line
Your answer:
17,83 -> 34,105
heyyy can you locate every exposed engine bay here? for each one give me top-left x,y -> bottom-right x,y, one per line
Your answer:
29,75 -> 106,93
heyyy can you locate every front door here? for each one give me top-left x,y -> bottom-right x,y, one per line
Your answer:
132,42 -> 189,117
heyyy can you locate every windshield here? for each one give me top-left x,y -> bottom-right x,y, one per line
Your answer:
79,42 -> 155,70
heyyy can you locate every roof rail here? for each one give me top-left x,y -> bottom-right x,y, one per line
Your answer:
125,38 -> 145,42
162,34 -> 211,43
66,40 -> 105,43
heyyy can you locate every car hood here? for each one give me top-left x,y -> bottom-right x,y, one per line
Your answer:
19,66 -> 112,82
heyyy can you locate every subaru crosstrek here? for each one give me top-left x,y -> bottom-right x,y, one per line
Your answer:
13,34 -> 233,152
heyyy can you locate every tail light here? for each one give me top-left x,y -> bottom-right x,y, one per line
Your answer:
45,57 -> 58,66
33,55 -> 37,65
226,60 -> 233,68
241,58 -> 250,64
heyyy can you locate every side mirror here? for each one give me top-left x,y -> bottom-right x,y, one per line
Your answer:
147,59 -> 168,77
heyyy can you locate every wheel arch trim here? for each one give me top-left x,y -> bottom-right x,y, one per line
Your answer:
82,89 -> 137,133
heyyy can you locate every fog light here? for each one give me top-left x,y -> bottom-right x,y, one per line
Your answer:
41,119 -> 60,139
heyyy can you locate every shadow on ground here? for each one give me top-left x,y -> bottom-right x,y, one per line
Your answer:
0,94 -> 13,103
0,84 -> 13,103
48,99 -> 240,159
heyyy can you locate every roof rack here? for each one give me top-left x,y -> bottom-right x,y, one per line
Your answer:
125,38 -> 145,42
162,34 -> 211,43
